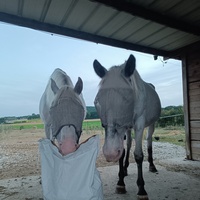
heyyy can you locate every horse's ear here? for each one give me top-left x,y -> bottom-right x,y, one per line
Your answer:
74,77 -> 83,95
51,78 -> 59,95
124,54 -> 136,77
93,59 -> 107,78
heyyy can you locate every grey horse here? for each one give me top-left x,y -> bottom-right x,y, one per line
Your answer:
39,68 -> 86,155
93,54 -> 161,200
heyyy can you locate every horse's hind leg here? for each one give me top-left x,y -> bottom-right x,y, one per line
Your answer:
146,123 -> 157,172
124,129 -> 132,176
116,148 -> 127,194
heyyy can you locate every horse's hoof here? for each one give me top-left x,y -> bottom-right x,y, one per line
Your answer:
137,195 -> 149,200
149,166 -> 158,173
116,185 -> 127,194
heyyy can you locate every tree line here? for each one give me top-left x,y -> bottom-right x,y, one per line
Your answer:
0,113 -> 40,124
0,106 -> 184,127
85,105 -> 184,127
157,105 -> 184,127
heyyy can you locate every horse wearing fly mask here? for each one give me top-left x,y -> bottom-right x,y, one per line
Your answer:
39,68 -> 86,156
93,54 -> 161,200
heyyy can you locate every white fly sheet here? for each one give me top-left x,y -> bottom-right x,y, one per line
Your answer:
39,135 -> 104,200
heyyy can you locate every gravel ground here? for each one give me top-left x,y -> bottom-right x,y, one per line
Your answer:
0,129 -> 200,200
0,129 -> 188,180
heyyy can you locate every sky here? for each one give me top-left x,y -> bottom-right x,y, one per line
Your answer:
0,22 -> 183,117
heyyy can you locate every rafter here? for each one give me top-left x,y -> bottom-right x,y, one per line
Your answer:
0,12 -> 172,58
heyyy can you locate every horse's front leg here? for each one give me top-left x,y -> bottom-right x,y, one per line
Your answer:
116,148 -> 127,194
134,128 -> 148,200
146,124 -> 157,172
124,129 -> 132,176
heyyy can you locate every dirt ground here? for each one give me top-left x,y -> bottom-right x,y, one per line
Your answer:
0,129 -> 200,200
0,129 -> 133,180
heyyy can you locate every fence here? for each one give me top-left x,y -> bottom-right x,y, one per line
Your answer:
157,114 -> 184,128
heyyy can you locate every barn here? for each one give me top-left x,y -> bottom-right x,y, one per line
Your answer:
0,0 -> 200,160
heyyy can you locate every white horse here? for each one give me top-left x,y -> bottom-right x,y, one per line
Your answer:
93,55 -> 161,200
39,68 -> 86,155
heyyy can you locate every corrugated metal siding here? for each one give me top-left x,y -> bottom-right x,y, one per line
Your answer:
23,0 -> 46,21
111,17 -> 150,41
128,0 -> 200,25
0,0 -> 200,53
126,22 -> 165,43
0,0 -> 18,15
78,5 -> 117,34
45,1 -> 74,25
62,0 -> 92,29
95,12 -> 133,37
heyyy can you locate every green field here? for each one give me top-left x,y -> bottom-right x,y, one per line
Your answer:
0,119 -> 185,146
153,126 -> 185,146
0,119 -> 103,131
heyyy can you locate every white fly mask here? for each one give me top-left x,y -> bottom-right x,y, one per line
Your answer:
94,88 -> 134,128
50,86 -> 85,139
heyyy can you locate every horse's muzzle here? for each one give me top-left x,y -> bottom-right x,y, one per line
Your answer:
103,146 -> 122,162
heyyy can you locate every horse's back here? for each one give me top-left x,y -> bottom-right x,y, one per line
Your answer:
144,82 -> 161,126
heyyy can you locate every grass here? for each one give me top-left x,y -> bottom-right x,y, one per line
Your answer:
0,119 -> 185,146
0,123 -> 44,130
0,119 -> 103,131
152,126 -> 185,146
82,119 -> 103,130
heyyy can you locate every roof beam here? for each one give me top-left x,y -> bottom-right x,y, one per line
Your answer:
92,0 -> 200,36
0,12 -> 172,58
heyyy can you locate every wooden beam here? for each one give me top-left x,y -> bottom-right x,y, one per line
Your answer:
93,0 -> 200,36
0,12 -> 171,57
182,55 -> 192,159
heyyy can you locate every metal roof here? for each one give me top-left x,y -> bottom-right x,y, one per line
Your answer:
0,0 -> 200,59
